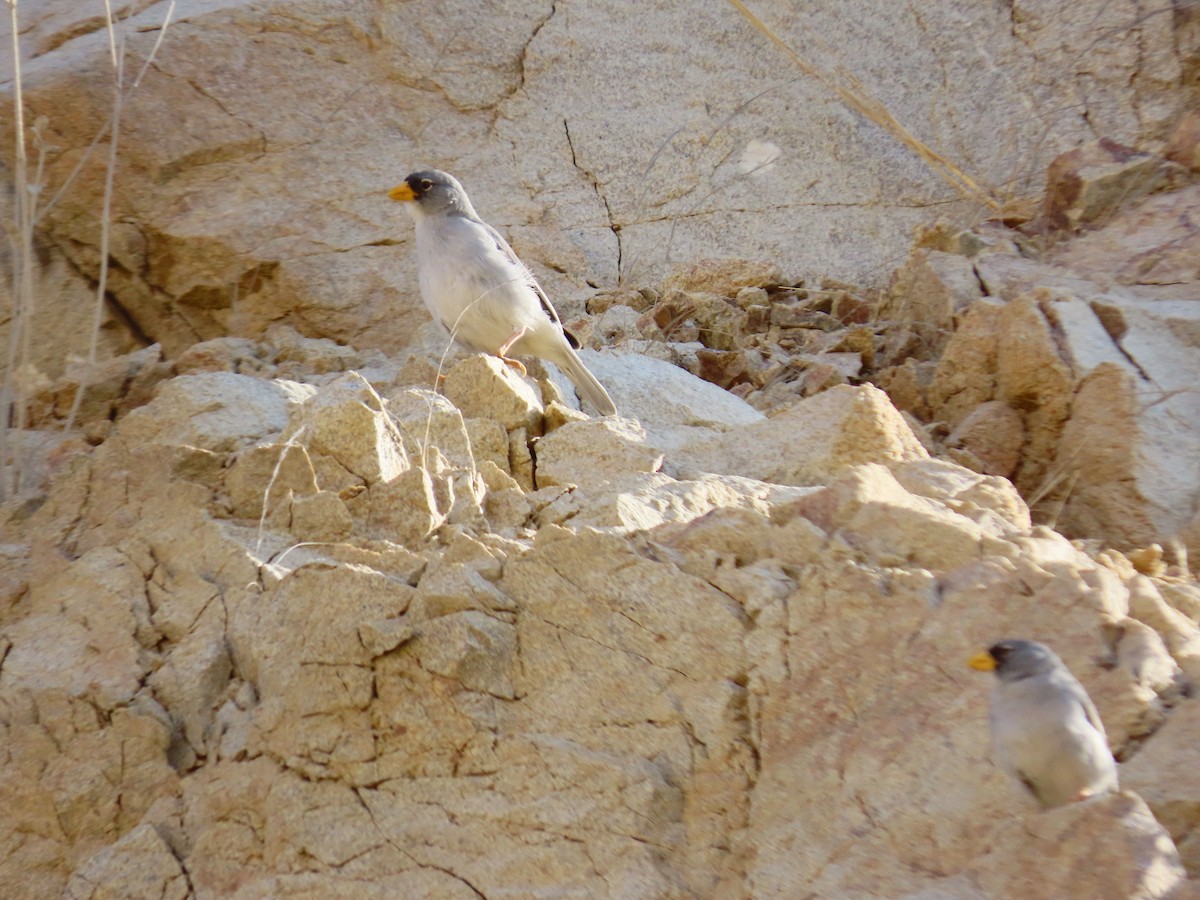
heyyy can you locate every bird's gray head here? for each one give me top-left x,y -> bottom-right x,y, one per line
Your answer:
970,639 -> 1063,683
388,169 -> 476,220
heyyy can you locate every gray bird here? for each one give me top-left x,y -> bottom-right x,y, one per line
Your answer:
969,639 -> 1118,808
388,169 -> 617,417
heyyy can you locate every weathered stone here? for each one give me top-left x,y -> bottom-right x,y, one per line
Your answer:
1041,138 -> 1187,231
117,372 -> 315,454
462,416 -> 512,474
786,463 -> 1010,568
962,793 -> 1186,898
4,547 -> 147,712
302,373 -> 409,486
585,286 -> 657,315
1164,108 -> 1200,172
174,336 -> 276,376
0,244 -> 140,391
661,258 -> 783,296
542,400 -> 590,434
929,299 -> 1004,427
537,471 -> 813,533
695,347 -> 766,388
384,387 -> 483,470
64,823 -> 189,900
1123,699 -> 1200,875
592,302 -> 649,346
41,344 -> 171,427
1162,580 -> 1200,625
224,442 -> 319,519
289,490 -> 355,543
878,248 -> 982,351
410,611 -> 517,700
534,417 -> 663,489
358,617 -> 417,657
441,354 -> 545,432
919,176 -> 1200,557
507,426 -> 535,492
268,324 -> 366,376
581,351 -> 764,456
873,359 -> 936,420
227,563 -> 413,782
363,467 -> 448,545
4,4 -> 1200,896
5,0 -> 1185,373
892,458 -> 1032,534
1127,544 -> 1167,578
994,295 -> 1077,496
945,399 -> 1025,478
1127,575 -> 1200,684
678,384 -> 927,486
0,694 -> 178,899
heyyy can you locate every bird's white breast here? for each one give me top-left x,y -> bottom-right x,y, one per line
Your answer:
414,216 -> 543,355
990,671 -> 1116,805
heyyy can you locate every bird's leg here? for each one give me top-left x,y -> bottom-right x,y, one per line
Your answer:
497,326 -> 530,376
497,325 -> 530,358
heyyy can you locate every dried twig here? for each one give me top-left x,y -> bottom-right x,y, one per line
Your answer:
725,0 -> 1002,211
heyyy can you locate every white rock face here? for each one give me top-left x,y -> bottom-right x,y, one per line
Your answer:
581,350 -> 765,455
534,416 -> 665,489
2,2 -> 1200,897
676,383 -> 928,484
117,372 -> 316,452
2,0 -> 1189,369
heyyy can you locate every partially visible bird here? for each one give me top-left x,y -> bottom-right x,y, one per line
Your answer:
388,169 -> 617,417
969,639 -> 1118,808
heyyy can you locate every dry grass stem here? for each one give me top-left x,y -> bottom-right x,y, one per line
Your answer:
725,0 -> 1002,212
2,0 -> 36,498
3,1 -> 178,498
65,0 -> 176,433
254,425 -> 309,556
1026,448 -> 1084,529
422,275 -> 533,476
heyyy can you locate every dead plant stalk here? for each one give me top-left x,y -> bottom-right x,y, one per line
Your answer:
724,0 -> 1002,211
2,0 -> 36,497
2,2 -> 175,497
65,0 -> 176,433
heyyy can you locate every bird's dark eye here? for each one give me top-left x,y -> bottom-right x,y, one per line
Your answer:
419,179 -> 433,191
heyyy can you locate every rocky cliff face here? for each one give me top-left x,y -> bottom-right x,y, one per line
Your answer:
2,0 -> 1195,371
4,331 -> 1198,898
2,1 -> 1200,898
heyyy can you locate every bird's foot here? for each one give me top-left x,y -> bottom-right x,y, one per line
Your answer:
500,357 -> 528,377
497,325 -> 530,359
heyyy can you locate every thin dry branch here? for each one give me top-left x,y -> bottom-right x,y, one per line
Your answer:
64,0 -> 176,433
725,0 -> 1002,211
2,0 -> 37,498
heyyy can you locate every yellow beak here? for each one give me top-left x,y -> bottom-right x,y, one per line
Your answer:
968,650 -> 997,671
388,183 -> 416,202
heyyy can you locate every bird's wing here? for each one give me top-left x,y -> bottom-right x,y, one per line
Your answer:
480,220 -> 564,328
1054,669 -> 1108,739
1016,770 -> 1042,802
1078,691 -> 1108,740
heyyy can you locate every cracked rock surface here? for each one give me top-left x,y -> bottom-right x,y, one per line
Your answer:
2,0 -> 1196,373
3,1 -> 1200,897
3,308 -> 1200,895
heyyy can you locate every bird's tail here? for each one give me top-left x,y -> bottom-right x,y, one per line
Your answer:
554,346 -> 617,417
